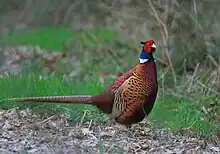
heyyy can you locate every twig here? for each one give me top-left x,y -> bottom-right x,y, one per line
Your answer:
79,110 -> 87,126
188,63 -> 200,93
62,0 -> 82,25
37,115 -> 55,126
147,0 -> 177,87
22,115 -> 56,129
147,0 -> 168,40
0,148 -> 11,153
169,1 -> 185,32
107,143 -> 117,153
88,119 -> 93,130
183,119 -> 198,130
193,0 -> 198,27
52,1 -> 68,25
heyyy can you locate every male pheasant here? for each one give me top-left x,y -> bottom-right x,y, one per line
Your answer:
8,39 -> 158,127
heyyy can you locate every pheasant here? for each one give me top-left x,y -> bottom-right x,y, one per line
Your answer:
8,39 -> 158,127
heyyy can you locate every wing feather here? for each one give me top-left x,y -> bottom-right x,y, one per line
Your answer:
110,71 -> 153,121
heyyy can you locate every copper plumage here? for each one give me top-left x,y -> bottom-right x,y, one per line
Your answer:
8,39 -> 158,127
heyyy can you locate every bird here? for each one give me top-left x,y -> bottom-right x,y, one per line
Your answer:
8,39 -> 158,128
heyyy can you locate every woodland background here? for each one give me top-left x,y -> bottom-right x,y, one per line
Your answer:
0,0 -> 219,153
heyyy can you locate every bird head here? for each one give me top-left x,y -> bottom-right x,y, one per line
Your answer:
141,40 -> 156,54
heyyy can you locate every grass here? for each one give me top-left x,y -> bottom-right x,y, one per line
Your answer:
149,96 -> 216,135
0,26 -> 117,51
0,27 -> 73,51
0,74 -> 106,123
0,26 -> 217,136
0,75 -> 216,135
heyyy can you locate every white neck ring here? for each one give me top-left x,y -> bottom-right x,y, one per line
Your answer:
139,58 -> 149,64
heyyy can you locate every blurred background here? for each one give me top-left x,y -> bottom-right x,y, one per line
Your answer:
0,0 -> 219,136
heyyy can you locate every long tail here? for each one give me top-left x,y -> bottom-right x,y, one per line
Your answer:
8,95 -> 93,104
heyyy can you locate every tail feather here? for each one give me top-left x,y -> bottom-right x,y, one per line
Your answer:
8,95 -> 93,104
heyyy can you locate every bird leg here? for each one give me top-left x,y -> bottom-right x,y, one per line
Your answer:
125,125 -> 131,129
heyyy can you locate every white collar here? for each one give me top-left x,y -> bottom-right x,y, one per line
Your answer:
139,58 -> 149,63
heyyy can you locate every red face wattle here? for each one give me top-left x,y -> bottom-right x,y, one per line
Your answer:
141,40 -> 156,53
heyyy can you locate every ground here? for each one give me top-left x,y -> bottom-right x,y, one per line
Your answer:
0,29 -> 219,154
0,108 -> 219,154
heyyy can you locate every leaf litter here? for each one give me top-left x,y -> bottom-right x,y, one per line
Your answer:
0,108 -> 219,154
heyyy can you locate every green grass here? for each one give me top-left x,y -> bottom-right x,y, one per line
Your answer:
0,27 -> 72,50
149,96 -> 216,135
0,74 -> 107,122
0,75 -> 216,135
0,26 -> 117,51
0,26 -> 217,136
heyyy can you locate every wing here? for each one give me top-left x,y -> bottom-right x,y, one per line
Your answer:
109,68 -> 135,93
110,72 -> 153,121
99,68 -> 134,118
95,68 -> 135,114
110,77 -> 131,118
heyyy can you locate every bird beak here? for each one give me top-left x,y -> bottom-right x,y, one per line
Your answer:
140,41 -> 145,45
151,43 -> 156,49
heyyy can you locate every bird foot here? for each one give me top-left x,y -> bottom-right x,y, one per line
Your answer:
125,125 -> 131,129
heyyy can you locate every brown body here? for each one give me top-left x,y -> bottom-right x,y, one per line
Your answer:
8,40 -> 158,127
95,61 -> 158,125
